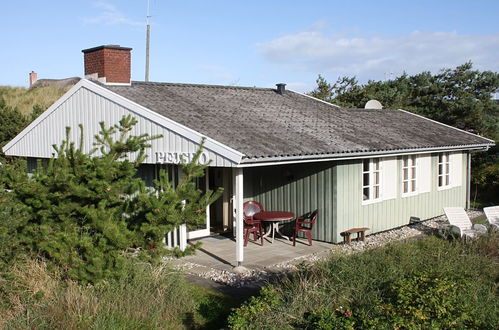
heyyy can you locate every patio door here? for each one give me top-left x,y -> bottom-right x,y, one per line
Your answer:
187,168 -> 211,239
208,167 -> 233,234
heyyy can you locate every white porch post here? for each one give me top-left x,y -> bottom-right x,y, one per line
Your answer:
233,167 -> 244,267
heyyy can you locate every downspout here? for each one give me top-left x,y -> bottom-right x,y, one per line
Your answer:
466,151 -> 471,209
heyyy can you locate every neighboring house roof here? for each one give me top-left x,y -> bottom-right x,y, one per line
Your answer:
103,81 -> 495,163
31,77 -> 81,89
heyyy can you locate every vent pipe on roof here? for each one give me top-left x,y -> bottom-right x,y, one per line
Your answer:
276,83 -> 286,95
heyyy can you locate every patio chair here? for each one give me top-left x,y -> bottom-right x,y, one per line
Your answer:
293,209 -> 318,246
243,201 -> 264,246
443,207 -> 487,239
483,206 -> 499,230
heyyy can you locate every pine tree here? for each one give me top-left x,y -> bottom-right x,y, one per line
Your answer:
1,115 -> 222,283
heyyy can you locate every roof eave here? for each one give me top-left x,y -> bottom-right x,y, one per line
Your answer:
238,143 -> 494,167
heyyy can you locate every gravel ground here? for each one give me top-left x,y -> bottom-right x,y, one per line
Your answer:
173,210 -> 484,288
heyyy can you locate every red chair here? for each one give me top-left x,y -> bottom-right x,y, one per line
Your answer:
293,210 -> 318,246
243,201 -> 264,246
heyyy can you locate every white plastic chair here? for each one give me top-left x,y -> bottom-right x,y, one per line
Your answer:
483,206 -> 499,230
443,207 -> 487,239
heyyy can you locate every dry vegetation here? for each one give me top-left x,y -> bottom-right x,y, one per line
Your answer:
0,85 -> 69,115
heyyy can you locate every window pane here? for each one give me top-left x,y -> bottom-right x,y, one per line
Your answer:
373,159 -> 379,170
374,172 -> 379,184
438,154 -> 442,163
363,187 -> 369,201
363,159 -> 369,172
411,169 -> 416,179
446,174 -> 450,185
438,164 -> 442,175
403,169 -> 408,180
403,181 -> 408,193
363,173 -> 370,185
446,163 -> 449,174
374,186 -> 380,198
438,176 -> 442,187
403,157 -> 408,167
411,179 -> 416,191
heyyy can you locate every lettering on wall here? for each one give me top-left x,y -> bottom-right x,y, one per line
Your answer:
155,151 -> 209,165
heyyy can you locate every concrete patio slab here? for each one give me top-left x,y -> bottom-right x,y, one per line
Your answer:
176,235 -> 335,273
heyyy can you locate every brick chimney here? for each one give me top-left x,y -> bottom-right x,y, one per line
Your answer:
29,71 -> 37,88
82,45 -> 132,84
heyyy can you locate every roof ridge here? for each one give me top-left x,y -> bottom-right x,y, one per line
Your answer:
130,80 -> 274,91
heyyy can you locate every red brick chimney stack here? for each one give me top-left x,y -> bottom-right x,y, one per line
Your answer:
82,45 -> 132,85
29,71 -> 37,88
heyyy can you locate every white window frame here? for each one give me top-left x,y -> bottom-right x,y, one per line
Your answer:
437,152 -> 451,190
401,155 -> 418,197
362,158 -> 381,204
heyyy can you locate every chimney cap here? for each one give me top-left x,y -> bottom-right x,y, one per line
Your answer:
276,83 -> 286,94
82,45 -> 132,53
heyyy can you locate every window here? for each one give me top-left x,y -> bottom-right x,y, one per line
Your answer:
362,158 -> 380,201
438,153 -> 450,188
402,155 -> 417,194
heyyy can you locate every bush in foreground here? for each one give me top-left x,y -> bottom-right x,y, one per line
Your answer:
228,234 -> 499,329
0,115 -> 221,284
0,258 -> 231,329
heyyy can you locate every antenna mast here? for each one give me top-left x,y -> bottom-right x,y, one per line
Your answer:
145,0 -> 151,82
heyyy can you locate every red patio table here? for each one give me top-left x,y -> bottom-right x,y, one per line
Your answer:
253,211 -> 295,243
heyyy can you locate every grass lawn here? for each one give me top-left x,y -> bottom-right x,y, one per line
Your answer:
0,259 -> 238,329
2,233 -> 497,329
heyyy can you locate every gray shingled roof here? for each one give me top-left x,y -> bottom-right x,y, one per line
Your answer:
104,81 -> 494,160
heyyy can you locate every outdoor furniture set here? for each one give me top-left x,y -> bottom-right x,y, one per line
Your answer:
243,201 -> 317,246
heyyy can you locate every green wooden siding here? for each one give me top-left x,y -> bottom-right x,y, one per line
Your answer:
243,152 -> 467,244
334,152 -> 467,243
244,162 -> 335,242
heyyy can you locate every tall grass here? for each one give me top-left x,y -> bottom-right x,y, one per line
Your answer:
0,259 -> 232,329
229,234 -> 499,329
0,86 -> 68,115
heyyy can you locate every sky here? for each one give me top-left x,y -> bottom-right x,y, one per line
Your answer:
1,0 -> 499,92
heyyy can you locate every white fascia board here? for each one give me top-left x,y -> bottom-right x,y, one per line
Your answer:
2,80 -> 85,154
237,145 -> 489,168
397,109 -> 496,144
3,79 -> 244,164
82,80 -> 244,163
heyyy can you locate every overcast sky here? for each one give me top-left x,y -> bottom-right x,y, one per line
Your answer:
1,0 -> 498,92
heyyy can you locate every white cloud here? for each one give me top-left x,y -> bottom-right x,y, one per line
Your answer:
258,30 -> 499,81
82,2 -> 142,27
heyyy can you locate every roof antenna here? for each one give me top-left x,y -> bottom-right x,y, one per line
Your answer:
145,0 -> 151,82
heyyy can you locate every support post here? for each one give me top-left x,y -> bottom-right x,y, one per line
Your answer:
233,168 -> 244,267
179,224 -> 187,252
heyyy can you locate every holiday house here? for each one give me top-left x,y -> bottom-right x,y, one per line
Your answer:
3,45 -> 494,265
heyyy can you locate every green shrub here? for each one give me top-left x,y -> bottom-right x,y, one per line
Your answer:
0,98 -> 29,148
228,235 -> 499,329
381,274 -> 475,328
